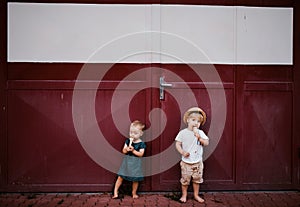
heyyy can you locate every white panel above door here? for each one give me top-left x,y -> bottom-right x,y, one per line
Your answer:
8,3 -> 293,65
236,7 -> 293,65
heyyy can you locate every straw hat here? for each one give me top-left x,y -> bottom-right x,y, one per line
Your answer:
183,107 -> 206,126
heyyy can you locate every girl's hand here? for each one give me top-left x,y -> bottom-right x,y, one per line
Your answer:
127,146 -> 134,151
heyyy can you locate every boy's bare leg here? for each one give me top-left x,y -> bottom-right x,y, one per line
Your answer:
132,181 -> 139,199
113,176 -> 123,198
179,185 -> 188,203
192,182 -> 204,203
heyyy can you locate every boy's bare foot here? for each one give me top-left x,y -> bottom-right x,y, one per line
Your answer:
194,195 -> 205,203
179,196 -> 187,203
132,194 -> 139,199
112,194 -> 119,199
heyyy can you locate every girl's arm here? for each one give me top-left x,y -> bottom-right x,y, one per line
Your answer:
122,143 -> 130,154
132,148 -> 145,157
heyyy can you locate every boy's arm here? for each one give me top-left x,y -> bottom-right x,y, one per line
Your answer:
193,128 -> 209,146
194,134 -> 209,146
175,141 -> 190,157
200,138 -> 209,146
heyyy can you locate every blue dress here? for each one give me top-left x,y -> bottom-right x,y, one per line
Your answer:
117,138 -> 146,181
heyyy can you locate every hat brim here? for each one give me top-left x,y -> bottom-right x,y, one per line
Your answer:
183,107 -> 206,126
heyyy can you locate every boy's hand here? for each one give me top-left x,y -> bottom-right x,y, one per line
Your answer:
192,126 -> 198,133
182,151 -> 190,158
193,127 -> 200,137
193,127 -> 205,144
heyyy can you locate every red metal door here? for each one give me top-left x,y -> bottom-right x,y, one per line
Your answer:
150,64 -> 235,191
150,65 -> 295,191
236,66 -> 294,190
5,63 -> 155,192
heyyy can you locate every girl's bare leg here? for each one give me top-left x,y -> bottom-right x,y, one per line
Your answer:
113,176 -> 123,198
132,181 -> 139,199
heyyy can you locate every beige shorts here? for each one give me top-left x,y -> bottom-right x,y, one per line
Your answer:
180,161 -> 204,185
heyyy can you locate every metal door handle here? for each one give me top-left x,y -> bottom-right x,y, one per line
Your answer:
160,76 -> 173,100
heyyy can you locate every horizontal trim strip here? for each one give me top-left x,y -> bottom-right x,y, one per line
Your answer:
6,0 -> 295,7
7,80 -> 234,90
161,2 -> 294,7
9,78 -> 293,90
244,81 -> 293,91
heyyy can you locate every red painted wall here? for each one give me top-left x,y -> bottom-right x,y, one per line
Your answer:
1,0 -> 299,192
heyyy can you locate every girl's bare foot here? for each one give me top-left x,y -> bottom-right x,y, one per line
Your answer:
179,196 -> 187,203
132,194 -> 139,199
194,195 -> 205,203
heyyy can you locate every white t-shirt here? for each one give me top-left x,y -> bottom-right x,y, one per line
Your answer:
175,128 -> 209,164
